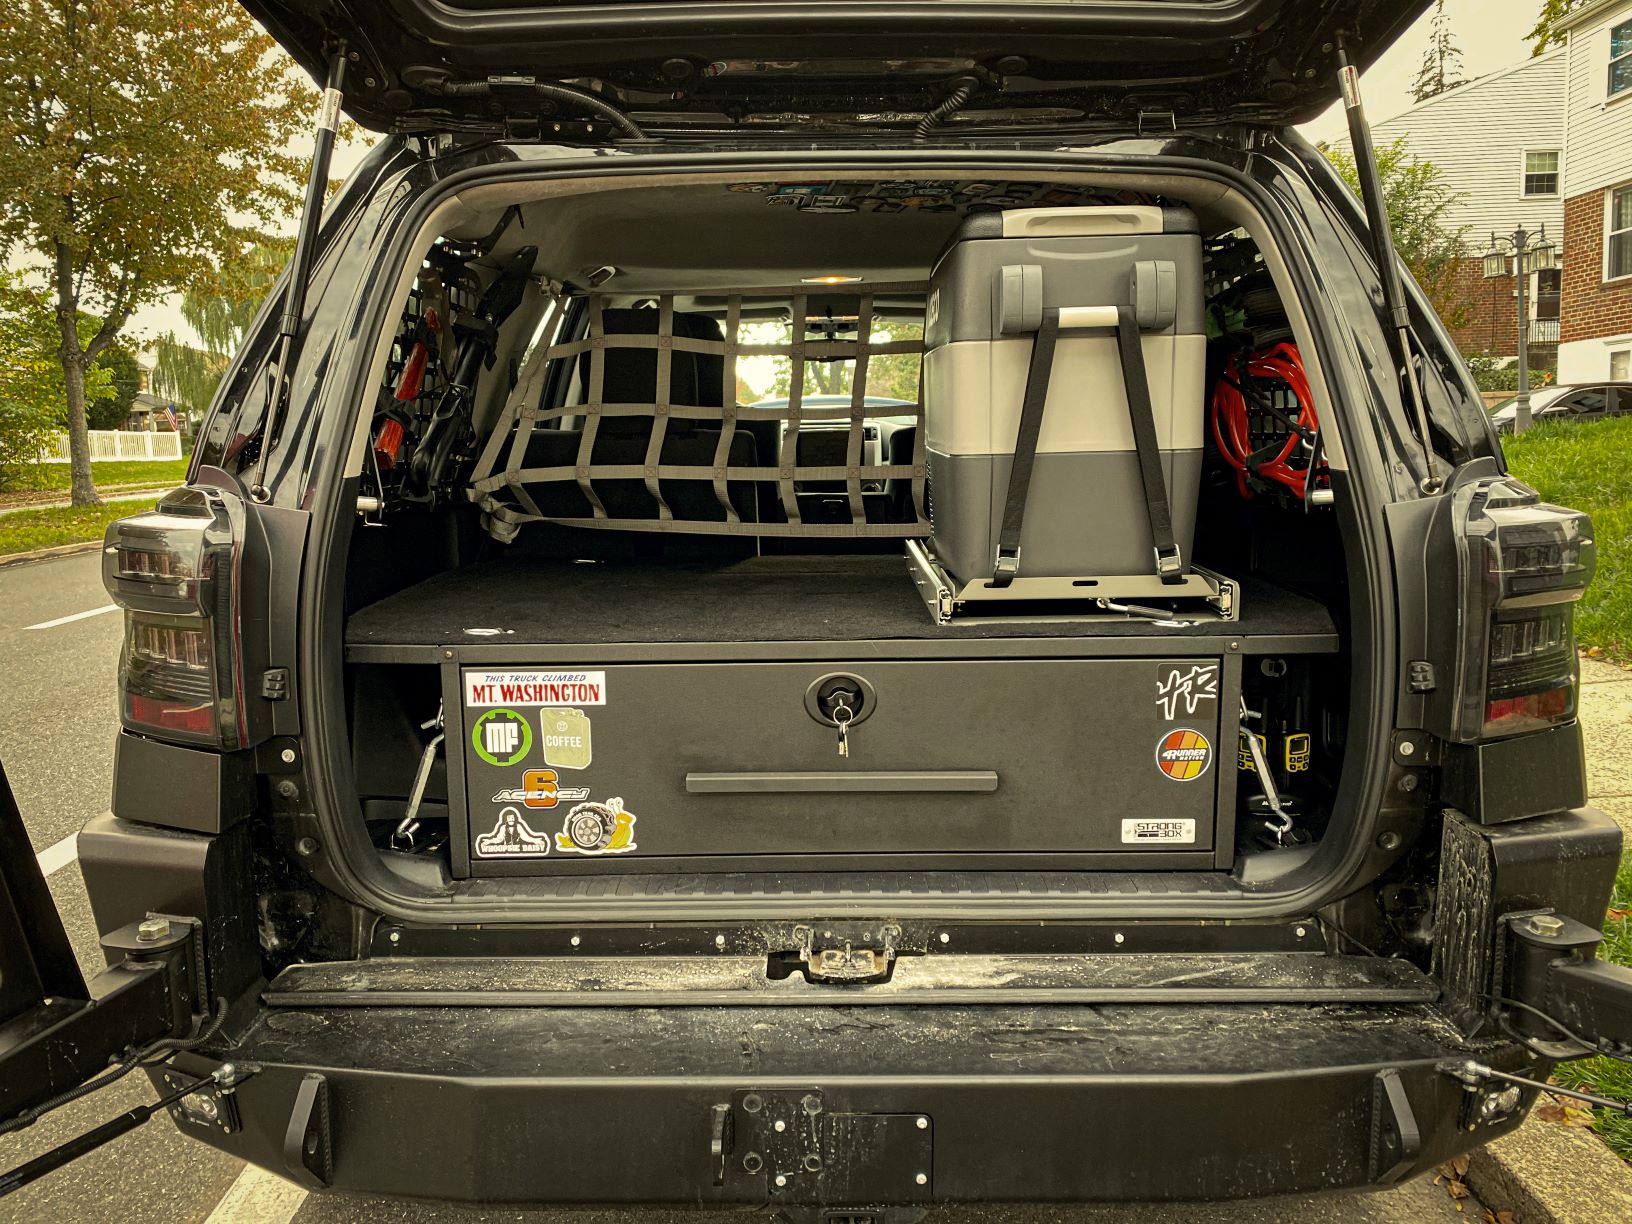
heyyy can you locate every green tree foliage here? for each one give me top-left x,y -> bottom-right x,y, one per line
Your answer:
1411,2 -> 1469,102
1529,0 -> 1589,56
152,238 -> 293,420
759,318 -> 925,403
0,1 -> 311,505
1325,139 -> 1473,330
89,344 -> 139,431
0,274 -> 111,489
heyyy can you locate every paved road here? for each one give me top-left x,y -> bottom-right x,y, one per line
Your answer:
1,550 -> 1484,1224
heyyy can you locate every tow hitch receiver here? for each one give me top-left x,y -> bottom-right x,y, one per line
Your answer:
1505,912 -> 1632,1054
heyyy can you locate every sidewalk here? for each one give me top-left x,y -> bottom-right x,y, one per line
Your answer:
1580,655 -> 1632,841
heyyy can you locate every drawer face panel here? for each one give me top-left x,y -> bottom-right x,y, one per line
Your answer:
456,659 -> 1223,874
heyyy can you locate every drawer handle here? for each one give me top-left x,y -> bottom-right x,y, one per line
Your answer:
685,771 -> 998,794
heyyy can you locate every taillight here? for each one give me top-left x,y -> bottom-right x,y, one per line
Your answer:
1431,478 -> 1595,743
103,487 -> 250,749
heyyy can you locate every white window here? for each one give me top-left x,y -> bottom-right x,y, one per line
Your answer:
1613,349 -> 1631,382
1613,19 -> 1632,98
1610,185 -> 1632,281
1523,150 -> 1560,196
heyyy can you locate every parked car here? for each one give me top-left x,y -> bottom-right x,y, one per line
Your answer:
5,1 -> 1630,1216
1490,382 -> 1632,433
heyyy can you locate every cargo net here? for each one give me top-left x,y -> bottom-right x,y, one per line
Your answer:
470,285 -> 932,540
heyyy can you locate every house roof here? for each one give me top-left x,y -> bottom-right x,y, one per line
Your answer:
1368,45 -> 1566,130
1555,0 -> 1632,36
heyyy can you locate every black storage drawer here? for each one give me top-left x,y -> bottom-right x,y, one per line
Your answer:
453,658 -> 1227,877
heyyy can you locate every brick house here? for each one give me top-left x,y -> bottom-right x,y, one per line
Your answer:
1356,51 -> 1568,363
1555,0 -> 1632,384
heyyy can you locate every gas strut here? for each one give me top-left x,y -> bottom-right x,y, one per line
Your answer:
0,1066 -> 250,1198
250,43 -> 348,502
1334,37 -> 1443,495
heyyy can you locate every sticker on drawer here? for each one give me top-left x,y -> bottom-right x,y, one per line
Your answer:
1121,818 -> 1197,845
465,670 -> 606,707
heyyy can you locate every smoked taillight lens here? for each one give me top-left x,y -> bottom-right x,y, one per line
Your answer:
1433,478 -> 1595,743
103,487 -> 249,749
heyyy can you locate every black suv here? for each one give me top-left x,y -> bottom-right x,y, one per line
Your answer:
4,2 -> 1630,1216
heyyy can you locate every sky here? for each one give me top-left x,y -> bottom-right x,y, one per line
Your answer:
123,0 -> 1547,348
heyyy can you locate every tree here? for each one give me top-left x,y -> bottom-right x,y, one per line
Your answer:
151,239 -> 292,420
89,344 -> 139,431
1411,2 -> 1468,102
0,273 -> 111,489
759,319 -> 925,402
1529,0 -> 1589,56
1326,139 -> 1473,330
0,1 -> 311,505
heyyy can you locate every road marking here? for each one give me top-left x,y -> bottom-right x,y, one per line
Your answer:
24,604 -> 118,631
204,1165 -> 308,1224
36,832 -> 79,876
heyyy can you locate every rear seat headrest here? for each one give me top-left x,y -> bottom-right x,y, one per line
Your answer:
581,310 -> 726,434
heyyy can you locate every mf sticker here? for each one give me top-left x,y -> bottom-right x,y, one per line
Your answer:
465,670 -> 606,708
474,807 -> 552,857
1155,728 -> 1213,781
1156,663 -> 1219,721
1122,818 -> 1197,845
540,708 -> 592,770
472,708 -> 532,768
555,798 -> 638,855
491,768 -> 588,810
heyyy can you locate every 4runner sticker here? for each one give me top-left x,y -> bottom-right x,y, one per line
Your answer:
554,798 -> 637,855
1155,728 -> 1213,781
474,806 -> 552,857
540,708 -> 592,770
472,708 -> 532,768
1122,818 -> 1197,845
464,670 -> 606,707
1156,663 -> 1219,721
490,768 -> 588,810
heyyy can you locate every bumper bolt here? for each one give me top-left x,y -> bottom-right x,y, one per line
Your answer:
1524,914 -> 1565,938
137,916 -> 172,942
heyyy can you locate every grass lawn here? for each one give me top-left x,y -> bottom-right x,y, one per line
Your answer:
3,457 -> 190,495
1504,416 -> 1632,661
1549,852 -> 1632,1161
0,500 -> 159,560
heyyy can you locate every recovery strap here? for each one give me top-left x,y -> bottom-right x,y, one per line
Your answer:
992,304 -> 1184,587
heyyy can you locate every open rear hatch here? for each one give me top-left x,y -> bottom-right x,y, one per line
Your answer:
243,0 -> 1432,132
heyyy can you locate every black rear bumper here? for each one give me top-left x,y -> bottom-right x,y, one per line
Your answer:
165,1001 -> 1529,1210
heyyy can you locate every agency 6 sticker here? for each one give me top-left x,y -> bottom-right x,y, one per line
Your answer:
472,708 -> 532,767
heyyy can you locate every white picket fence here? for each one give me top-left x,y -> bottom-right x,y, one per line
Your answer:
39,430 -> 183,463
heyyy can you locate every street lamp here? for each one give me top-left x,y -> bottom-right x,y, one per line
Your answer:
1481,224 -> 1558,434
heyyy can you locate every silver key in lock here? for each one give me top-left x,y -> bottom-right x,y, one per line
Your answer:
832,700 -> 854,758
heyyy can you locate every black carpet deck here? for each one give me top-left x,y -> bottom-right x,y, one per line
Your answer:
346,553 -> 1337,649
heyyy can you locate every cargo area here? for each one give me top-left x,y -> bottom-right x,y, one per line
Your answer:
331,169 -> 1360,906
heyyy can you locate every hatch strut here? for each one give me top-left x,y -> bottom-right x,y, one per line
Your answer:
249,43 -> 348,502
1334,38 -> 1443,496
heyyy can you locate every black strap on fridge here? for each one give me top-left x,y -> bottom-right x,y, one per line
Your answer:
991,304 -> 1184,587
1113,304 -> 1184,584
992,306 -> 1060,586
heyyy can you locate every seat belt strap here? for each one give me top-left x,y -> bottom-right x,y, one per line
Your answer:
991,306 -> 1060,587
1115,304 -> 1184,584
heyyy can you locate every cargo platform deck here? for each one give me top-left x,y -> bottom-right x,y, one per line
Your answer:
344,553 -> 1339,662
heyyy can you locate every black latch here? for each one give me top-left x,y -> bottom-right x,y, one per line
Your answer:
1407,660 -> 1436,694
261,668 -> 290,700
794,924 -> 901,984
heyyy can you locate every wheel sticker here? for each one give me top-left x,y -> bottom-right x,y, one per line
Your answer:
554,798 -> 638,855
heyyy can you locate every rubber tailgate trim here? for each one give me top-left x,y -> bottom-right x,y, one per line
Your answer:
264,951 -> 1435,1008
